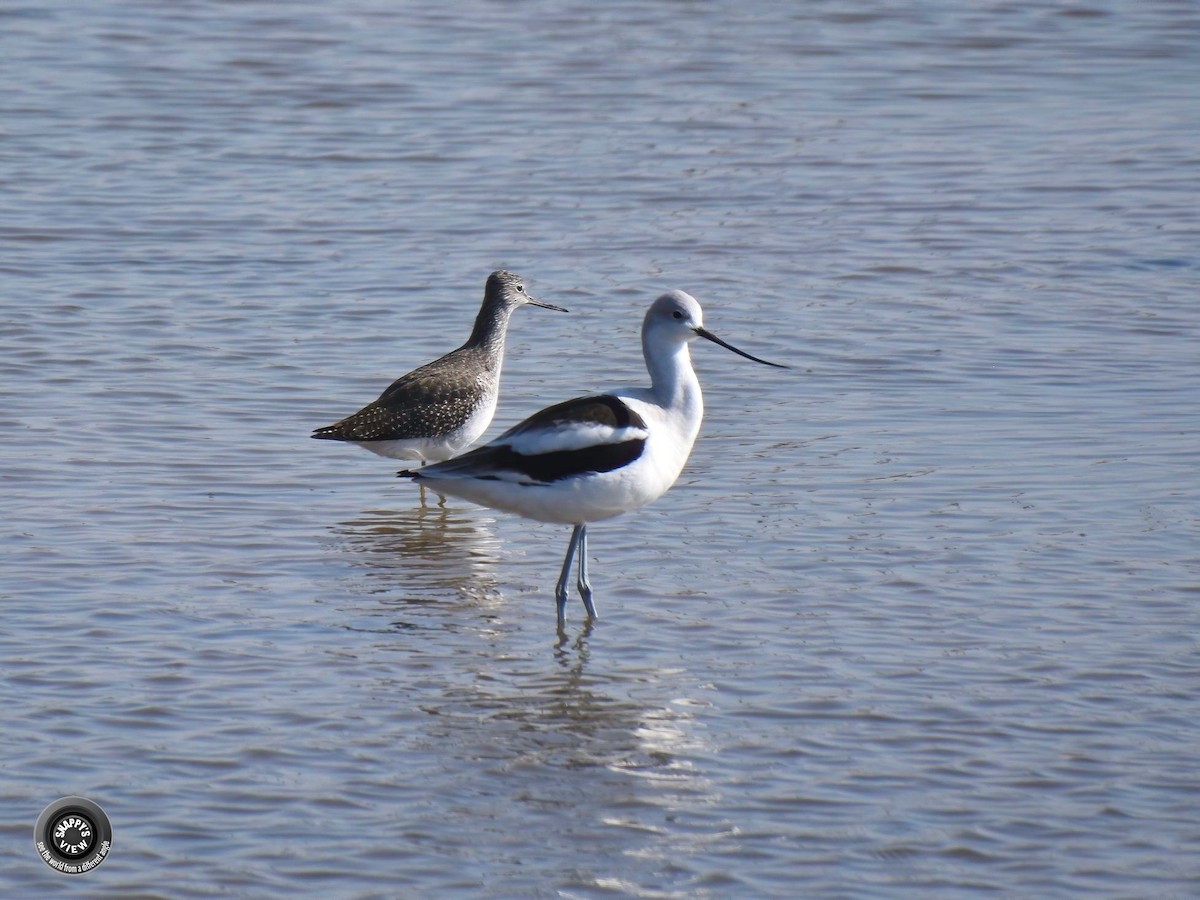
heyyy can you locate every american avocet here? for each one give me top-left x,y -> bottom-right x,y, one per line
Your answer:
312,270 -> 567,463
398,290 -> 787,628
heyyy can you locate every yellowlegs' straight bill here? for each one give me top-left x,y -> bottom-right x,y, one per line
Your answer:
398,290 -> 788,629
312,270 -> 567,463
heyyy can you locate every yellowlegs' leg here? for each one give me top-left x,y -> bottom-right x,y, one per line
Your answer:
555,524 -> 586,628
577,525 -> 596,619
416,461 -> 428,506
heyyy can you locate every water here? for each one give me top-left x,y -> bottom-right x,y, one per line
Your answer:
2,1 -> 1198,896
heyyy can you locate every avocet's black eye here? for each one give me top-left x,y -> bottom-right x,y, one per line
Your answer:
672,310 -> 683,319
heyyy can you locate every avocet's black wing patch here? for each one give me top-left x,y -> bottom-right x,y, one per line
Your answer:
407,394 -> 647,484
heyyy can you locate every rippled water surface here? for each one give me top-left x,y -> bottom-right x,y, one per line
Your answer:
3,1 -> 1198,896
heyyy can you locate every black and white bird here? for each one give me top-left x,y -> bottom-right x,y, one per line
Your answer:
399,290 -> 787,627
312,270 -> 566,463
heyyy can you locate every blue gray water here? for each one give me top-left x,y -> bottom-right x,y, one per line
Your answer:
2,1 -> 1198,896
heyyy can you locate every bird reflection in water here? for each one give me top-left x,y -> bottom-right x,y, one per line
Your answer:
453,649 -> 655,772
332,504 -> 505,629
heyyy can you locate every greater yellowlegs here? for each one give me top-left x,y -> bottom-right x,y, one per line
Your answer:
399,290 -> 787,628
312,270 -> 567,463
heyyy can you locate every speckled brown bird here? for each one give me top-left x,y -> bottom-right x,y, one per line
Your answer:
312,270 -> 567,463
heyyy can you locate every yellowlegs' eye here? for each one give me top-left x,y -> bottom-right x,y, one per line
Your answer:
516,283 -> 525,293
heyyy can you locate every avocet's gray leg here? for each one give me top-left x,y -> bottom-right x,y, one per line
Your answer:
577,525 -> 596,619
556,524 -> 585,628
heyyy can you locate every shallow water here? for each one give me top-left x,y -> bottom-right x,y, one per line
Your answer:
2,1 -> 1198,896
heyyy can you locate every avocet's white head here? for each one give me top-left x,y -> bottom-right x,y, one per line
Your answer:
643,290 -> 788,367
643,290 -> 705,346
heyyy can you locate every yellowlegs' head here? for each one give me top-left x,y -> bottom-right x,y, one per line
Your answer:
645,290 -> 788,368
486,270 -> 568,312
